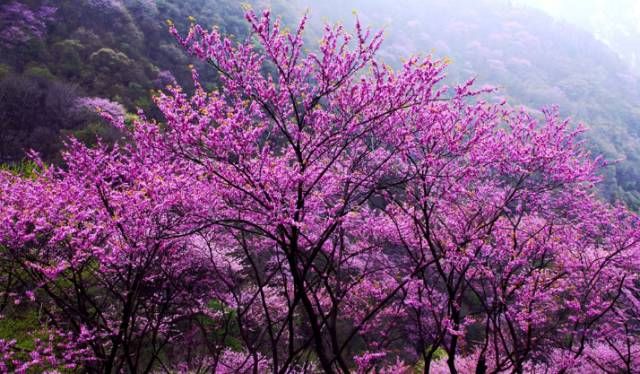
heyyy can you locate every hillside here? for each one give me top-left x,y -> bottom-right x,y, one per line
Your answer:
294,0 -> 640,209
1,0 -> 640,209
0,0 -> 252,162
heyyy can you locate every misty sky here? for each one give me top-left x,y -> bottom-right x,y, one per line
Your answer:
514,0 -> 640,73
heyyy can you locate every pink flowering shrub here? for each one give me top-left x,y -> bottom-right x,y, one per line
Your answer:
154,69 -> 177,87
74,96 -> 126,123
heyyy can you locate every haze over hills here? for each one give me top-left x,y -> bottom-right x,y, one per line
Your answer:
514,0 -> 640,75
291,0 -> 640,208
1,0 -> 639,208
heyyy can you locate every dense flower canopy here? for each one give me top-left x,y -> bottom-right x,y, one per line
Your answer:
0,1 -> 55,49
1,8 -> 639,373
74,96 -> 127,122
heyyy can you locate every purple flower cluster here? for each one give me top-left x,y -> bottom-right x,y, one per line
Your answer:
75,96 -> 126,123
0,2 -> 56,48
153,69 -> 177,87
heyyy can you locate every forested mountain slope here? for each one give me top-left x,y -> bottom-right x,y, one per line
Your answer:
295,0 -> 640,209
0,0 -> 253,162
1,0 -> 639,209
514,0 -> 640,75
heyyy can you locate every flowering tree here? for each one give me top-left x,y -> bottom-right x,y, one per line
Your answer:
0,1 -> 56,49
1,8 -> 639,373
75,96 -> 127,122
0,138 -> 226,372
390,104 -> 640,372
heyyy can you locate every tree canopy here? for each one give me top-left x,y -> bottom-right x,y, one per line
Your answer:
1,8 -> 640,373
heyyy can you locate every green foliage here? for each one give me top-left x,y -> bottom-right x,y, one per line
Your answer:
89,48 -> 132,71
66,122 -> 119,148
205,299 -> 243,351
0,308 -> 43,352
413,347 -> 447,372
0,160 -> 41,178
0,63 -> 12,79
51,39 -> 84,77
24,64 -> 55,80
